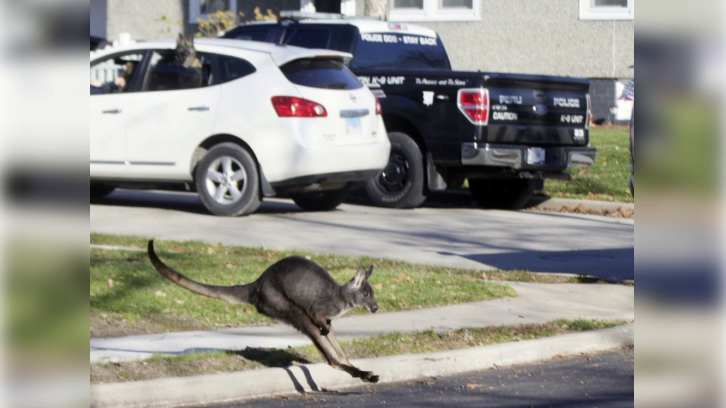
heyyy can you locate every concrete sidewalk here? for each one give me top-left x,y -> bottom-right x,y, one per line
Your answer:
90,281 -> 633,363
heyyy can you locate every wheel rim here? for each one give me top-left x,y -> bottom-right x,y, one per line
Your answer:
376,152 -> 409,194
204,156 -> 247,205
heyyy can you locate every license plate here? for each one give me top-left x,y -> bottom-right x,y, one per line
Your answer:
526,147 -> 546,165
345,118 -> 362,135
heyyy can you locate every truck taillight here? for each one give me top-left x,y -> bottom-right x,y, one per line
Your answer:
271,96 -> 327,117
376,98 -> 382,115
586,94 -> 592,129
457,88 -> 489,125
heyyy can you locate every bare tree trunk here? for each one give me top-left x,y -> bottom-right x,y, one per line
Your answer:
364,0 -> 389,20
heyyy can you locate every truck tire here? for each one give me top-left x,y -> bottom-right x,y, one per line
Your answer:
468,178 -> 536,210
90,183 -> 115,199
195,143 -> 261,216
363,132 -> 426,208
290,184 -> 351,212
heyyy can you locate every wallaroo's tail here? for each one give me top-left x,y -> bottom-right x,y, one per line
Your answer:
147,240 -> 252,304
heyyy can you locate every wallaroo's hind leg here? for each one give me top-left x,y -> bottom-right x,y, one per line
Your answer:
324,325 -> 351,365
288,308 -> 379,383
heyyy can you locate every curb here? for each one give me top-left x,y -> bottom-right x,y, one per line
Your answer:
418,190 -> 633,216
90,325 -> 633,408
527,197 -> 634,215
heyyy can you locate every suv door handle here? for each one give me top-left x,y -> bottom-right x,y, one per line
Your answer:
102,109 -> 122,114
188,106 -> 210,111
436,95 -> 449,101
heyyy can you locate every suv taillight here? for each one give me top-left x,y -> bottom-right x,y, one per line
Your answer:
376,99 -> 382,115
586,94 -> 592,129
271,96 -> 327,117
457,89 -> 489,125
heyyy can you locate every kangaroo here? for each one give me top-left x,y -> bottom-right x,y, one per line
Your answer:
147,240 -> 380,383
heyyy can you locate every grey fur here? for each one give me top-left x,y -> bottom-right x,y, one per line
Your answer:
148,240 -> 380,383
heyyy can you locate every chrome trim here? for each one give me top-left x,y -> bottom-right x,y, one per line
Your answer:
340,109 -> 370,118
128,161 -> 176,166
188,106 -> 210,111
90,160 -> 125,165
461,143 -> 522,168
370,89 -> 386,98
567,149 -> 597,168
102,109 -> 122,114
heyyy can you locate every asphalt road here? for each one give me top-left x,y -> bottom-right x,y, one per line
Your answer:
204,349 -> 634,408
90,189 -> 634,281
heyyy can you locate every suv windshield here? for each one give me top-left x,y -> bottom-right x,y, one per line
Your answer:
280,58 -> 362,90
350,33 -> 451,70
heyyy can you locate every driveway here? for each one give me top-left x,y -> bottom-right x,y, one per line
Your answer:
90,190 -> 634,281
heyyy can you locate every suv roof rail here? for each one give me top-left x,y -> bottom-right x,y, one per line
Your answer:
279,10 -> 381,21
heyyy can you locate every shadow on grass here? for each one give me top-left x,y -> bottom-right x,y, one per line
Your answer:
90,250 -> 198,313
228,347 -> 310,367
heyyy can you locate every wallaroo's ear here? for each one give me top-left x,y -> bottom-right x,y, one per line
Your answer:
352,266 -> 367,287
366,265 -> 374,278
177,33 -> 184,42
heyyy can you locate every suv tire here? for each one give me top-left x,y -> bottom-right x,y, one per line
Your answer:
468,178 -> 536,210
290,184 -> 351,212
363,132 -> 426,208
195,143 -> 261,216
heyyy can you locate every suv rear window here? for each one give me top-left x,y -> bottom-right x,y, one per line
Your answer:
280,58 -> 362,90
350,33 -> 451,70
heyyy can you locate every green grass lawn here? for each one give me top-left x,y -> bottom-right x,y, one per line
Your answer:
539,127 -> 633,203
92,234 -> 576,336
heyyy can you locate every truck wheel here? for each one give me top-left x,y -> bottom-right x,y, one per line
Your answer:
290,184 -> 351,212
90,183 -> 115,199
195,143 -> 261,216
363,132 -> 426,208
468,178 -> 536,210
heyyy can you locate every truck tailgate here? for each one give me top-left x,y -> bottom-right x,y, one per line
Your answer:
482,73 -> 591,146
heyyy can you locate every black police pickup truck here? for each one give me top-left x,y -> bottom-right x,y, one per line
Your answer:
224,13 -> 597,209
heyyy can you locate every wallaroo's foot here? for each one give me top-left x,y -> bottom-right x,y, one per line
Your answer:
360,371 -> 379,383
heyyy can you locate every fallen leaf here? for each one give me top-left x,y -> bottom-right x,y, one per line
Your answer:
226,263 -> 234,269
107,279 -> 114,288
175,299 -> 184,305
305,256 -> 311,260
207,247 -> 215,254
373,283 -> 384,290
155,291 -> 167,297
481,272 -> 488,280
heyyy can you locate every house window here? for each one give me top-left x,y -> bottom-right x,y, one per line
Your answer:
189,0 -> 236,23
390,0 -> 479,21
579,0 -> 634,20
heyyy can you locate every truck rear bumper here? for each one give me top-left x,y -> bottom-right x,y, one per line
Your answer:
461,143 -> 597,171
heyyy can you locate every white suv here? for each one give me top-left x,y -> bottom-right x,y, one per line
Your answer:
90,38 -> 390,216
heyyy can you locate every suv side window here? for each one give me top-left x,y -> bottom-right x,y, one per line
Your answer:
217,55 -> 256,84
90,52 -> 144,95
285,28 -> 331,49
143,50 -> 215,92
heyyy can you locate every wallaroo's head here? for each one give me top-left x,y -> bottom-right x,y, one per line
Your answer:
176,33 -> 197,67
343,265 -> 378,313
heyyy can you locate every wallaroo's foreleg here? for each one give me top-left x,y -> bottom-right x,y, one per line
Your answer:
290,309 -> 379,383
